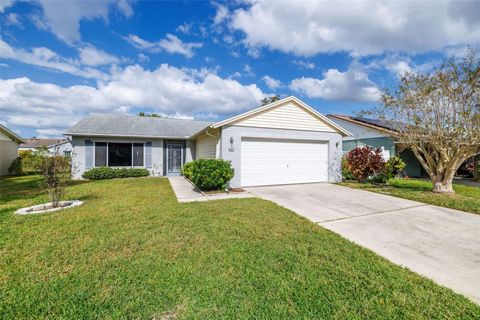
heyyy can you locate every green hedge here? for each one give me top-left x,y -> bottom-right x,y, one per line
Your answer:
82,167 -> 149,180
181,161 -> 194,180
9,150 -> 46,175
183,159 -> 234,191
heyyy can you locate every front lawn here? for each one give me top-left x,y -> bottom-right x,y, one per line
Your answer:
340,178 -> 480,215
1,176 -> 479,319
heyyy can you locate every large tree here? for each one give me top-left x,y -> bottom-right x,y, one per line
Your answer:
370,49 -> 480,193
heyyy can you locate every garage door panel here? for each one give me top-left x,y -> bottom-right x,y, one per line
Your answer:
241,138 -> 328,186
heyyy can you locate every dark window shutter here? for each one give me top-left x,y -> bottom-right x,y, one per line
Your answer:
85,140 -> 93,169
145,141 -> 152,168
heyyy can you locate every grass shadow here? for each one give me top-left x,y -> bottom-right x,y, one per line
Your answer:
0,176 -> 90,204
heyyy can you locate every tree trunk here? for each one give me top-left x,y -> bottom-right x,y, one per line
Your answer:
431,176 -> 454,193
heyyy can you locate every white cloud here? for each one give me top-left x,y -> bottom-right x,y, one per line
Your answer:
0,64 -> 266,135
116,0 -> 134,17
5,12 -> 21,26
0,0 -> 14,13
445,45 -> 471,58
384,60 -> 412,78
262,75 -> 282,90
290,64 -> 381,102
0,40 -> 109,79
127,34 -> 202,58
176,22 -> 192,34
78,45 -> 120,66
33,0 -> 133,43
292,60 -> 315,70
137,53 -> 149,63
0,40 -> 118,79
231,1 -> 480,56
366,55 -> 435,78
243,64 -> 254,77
36,128 -> 66,137
213,3 -> 229,25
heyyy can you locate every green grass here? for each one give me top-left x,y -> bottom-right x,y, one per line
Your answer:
340,178 -> 480,215
1,175 -> 479,319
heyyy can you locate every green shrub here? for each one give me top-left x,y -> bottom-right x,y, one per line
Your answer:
190,159 -> 234,191
385,156 -> 406,179
181,162 -> 195,180
341,156 -> 355,181
82,167 -> 149,180
369,172 -> 388,184
9,150 -> 45,175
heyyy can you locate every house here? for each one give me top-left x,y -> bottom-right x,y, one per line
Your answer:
0,124 -> 24,176
19,138 -> 73,157
65,96 -> 350,187
327,114 -> 425,177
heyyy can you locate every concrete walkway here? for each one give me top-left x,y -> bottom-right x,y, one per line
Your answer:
168,176 -> 255,202
247,183 -> 480,304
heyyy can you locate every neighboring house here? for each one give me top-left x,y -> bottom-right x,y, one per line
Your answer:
327,114 -> 425,177
0,124 -> 25,176
18,138 -> 73,157
65,96 -> 350,187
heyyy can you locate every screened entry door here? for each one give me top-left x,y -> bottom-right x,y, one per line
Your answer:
166,142 -> 183,175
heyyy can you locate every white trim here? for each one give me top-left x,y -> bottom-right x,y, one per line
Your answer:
65,132 -> 191,139
211,96 -> 351,137
0,123 -> 24,143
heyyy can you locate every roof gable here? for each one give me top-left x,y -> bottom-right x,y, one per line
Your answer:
0,124 -> 24,143
212,96 -> 350,136
19,138 -> 67,148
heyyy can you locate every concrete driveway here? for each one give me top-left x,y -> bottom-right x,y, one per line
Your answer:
246,183 -> 480,304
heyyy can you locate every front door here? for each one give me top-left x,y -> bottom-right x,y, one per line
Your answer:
166,142 -> 183,175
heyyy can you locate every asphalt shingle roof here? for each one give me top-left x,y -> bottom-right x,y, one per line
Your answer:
328,114 -> 397,132
65,114 -> 212,138
20,138 -> 67,148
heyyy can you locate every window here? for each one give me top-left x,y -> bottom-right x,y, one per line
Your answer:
133,143 -> 144,166
95,142 -> 107,166
94,142 -> 145,167
108,143 -> 132,167
63,150 -> 72,157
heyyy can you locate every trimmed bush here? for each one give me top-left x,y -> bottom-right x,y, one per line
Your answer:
345,146 -> 385,183
181,161 -> 195,180
190,159 -> 234,191
82,167 -> 149,180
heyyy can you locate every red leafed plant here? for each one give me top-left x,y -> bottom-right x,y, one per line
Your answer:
345,146 -> 386,182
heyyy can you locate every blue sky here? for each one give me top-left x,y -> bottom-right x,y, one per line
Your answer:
1,0 -> 479,138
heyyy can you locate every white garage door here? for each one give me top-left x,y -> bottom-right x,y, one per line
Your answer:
241,138 -> 329,186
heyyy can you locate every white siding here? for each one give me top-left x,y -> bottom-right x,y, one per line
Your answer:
327,117 -> 387,141
233,102 -> 336,132
196,129 -> 218,159
48,141 -> 73,156
0,140 -> 18,176
0,130 -> 12,141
